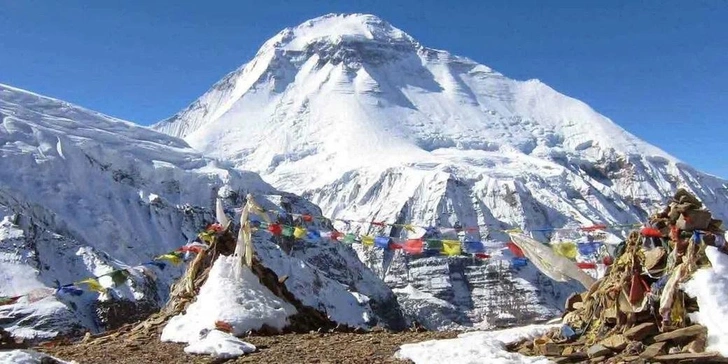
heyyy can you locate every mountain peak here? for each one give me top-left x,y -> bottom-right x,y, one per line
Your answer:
261,13 -> 417,52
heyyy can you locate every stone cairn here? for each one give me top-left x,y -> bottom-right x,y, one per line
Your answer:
508,189 -> 727,363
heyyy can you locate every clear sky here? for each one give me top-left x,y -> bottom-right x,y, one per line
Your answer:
1,0 -> 726,178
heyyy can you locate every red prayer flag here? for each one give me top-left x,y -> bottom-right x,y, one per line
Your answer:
465,227 -> 479,233
507,242 -> 525,258
268,223 -> 283,236
581,224 -> 607,232
302,214 -> 313,222
577,262 -> 597,269
371,221 -> 387,227
390,242 -> 404,250
403,239 -> 423,254
640,227 -> 662,238
330,230 -> 342,241
474,253 -> 491,259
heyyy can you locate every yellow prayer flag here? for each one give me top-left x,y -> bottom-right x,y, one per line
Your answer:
553,242 -> 577,260
442,240 -> 462,256
361,236 -> 374,246
403,224 -> 416,233
76,278 -> 106,294
293,227 -> 307,239
156,253 -> 182,266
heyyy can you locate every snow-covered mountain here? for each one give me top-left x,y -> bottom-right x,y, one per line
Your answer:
153,13 -> 728,329
0,83 -> 404,339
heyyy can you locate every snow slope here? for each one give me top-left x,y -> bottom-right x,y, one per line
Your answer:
153,13 -> 728,328
0,83 -> 403,338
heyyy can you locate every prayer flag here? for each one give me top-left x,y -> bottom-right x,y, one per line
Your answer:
361,236 -> 374,246
293,227 -> 307,239
403,239 -> 423,254
77,278 -> 106,294
442,240 -> 462,256
374,236 -> 391,249
464,241 -> 485,253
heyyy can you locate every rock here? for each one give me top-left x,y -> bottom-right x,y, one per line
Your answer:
601,334 -> 629,351
562,346 -> 574,356
590,356 -> 606,363
684,334 -> 707,353
543,343 -> 561,356
654,325 -> 707,343
624,322 -> 657,341
653,352 -> 719,362
639,342 -> 667,359
565,293 -> 583,312
587,344 -> 612,358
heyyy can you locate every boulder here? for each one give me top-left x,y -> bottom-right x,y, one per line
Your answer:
654,325 -> 707,343
624,322 -> 657,341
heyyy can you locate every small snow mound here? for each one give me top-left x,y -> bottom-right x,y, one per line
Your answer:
683,245 -> 728,356
396,324 -> 556,364
161,256 -> 296,343
183,329 -> 256,359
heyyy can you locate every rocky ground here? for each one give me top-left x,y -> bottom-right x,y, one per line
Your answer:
36,329 -> 459,364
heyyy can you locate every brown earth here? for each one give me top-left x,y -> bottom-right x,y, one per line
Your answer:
37,330 -> 459,364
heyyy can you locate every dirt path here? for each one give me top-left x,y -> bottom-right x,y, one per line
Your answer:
38,330 -> 459,364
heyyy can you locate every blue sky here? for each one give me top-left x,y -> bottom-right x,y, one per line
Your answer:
1,1 -> 726,178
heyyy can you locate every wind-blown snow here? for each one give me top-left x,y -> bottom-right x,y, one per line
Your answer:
161,256 -> 297,342
395,324 -> 557,364
152,12 -> 728,329
683,245 -> 728,356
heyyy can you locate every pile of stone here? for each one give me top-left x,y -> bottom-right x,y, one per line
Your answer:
508,189 -> 727,363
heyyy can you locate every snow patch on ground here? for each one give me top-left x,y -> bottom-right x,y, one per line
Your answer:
683,245 -> 728,356
396,324 -> 557,364
0,350 -> 76,364
161,256 -> 296,342
183,329 -> 257,359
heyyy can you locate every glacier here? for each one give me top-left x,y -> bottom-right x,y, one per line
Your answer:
153,13 -> 728,329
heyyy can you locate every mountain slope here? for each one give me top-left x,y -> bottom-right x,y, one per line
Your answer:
152,13 -> 728,329
0,83 -> 403,338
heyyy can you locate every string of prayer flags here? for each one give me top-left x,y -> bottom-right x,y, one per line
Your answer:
76,278 -> 106,294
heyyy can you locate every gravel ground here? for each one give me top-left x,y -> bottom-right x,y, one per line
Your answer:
37,330 -> 459,364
